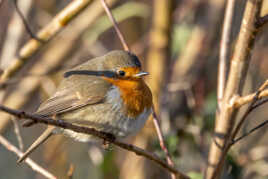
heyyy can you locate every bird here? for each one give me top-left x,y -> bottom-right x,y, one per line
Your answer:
18,50 -> 153,163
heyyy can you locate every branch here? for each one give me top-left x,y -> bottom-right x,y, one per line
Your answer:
231,119 -> 268,145
0,134 -> 56,179
0,105 -> 189,179
230,80 -> 268,142
233,80 -> 268,108
206,0 -> 263,178
209,80 -> 268,179
0,0 -> 93,84
152,108 -> 176,179
12,0 -> 43,42
99,1 -> 177,178
100,0 -> 130,51
217,0 -> 235,109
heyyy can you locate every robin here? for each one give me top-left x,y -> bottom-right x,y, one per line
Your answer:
18,50 -> 153,163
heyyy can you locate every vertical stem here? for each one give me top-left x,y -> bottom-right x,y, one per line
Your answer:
217,0 -> 235,109
147,0 -> 173,111
206,0 -> 263,179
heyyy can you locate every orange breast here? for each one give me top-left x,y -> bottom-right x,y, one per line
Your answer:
105,78 -> 153,118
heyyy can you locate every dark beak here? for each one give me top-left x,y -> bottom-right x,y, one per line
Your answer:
134,71 -> 149,77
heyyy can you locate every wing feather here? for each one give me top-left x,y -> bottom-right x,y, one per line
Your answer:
36,73 -> 111,117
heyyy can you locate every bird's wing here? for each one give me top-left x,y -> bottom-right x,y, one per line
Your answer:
36,74 -> 112,117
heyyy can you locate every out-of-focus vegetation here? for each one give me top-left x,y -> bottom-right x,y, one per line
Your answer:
0,0 -> 268,179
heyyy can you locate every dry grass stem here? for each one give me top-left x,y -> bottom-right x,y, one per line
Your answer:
11,118 -> 24,150
0,134 -> 56,179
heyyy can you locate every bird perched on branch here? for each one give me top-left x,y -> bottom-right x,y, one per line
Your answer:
18,50 -> 153,163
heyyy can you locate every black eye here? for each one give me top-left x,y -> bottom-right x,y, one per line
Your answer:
118,70 -> 125,76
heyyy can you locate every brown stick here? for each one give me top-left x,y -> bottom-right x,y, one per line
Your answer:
233,88 -> 268,108
0,105 -> 189,179
100,1 -> 177,178
152,108 -> 176,179
12,0 -> 42,42
100,0 -> 130,51
206,0 -> 263,178
210,80 -> 267,179
0,134 -> 56,179
217,0 -> 235,109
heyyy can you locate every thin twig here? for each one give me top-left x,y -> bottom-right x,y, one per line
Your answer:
0,134 -> 56,179
11,117 -> 24,151
0,0 -> 33,69
217,0 -> 235,109
100,0 -> 130,51
229,95 -> 260,145
12,0 -> 44,42
0,105 -> 189,179
230,81 -> 268,145
152,107 -> 176,179
232,120 -> 268,144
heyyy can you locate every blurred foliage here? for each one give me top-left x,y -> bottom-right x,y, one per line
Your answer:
171,23 -> 192,57
188,172 -> 203,179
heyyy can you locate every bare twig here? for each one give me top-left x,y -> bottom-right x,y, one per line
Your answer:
206,0 -> 263,178
0,0 -> 33,69
0,0 -> 93,84
0,135 -> 56,179
100,0 -> 177,178
232,119 -> 268,144
217,0 -> 235,109
0,105 -> 189,179
233,82 -> 268,108
152,107 -> 176,179
210,82 -> 268,179
100,0 -> 130,51
231,80 -> 268,142
12,0 -> 43,42
11,118 -> 24,150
